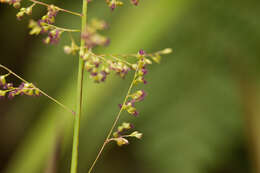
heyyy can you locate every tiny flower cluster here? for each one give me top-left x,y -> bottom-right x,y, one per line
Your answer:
113,48 -> 172,145
105,0 -> 139,10
81,51 -> 110,83
0,0 -> 22,8
16,3 -> 35,20
29,20 -> 63,44
81,19 -> 109,49
113,122 -> 133,138
41,5 -> 59,24
119,90 -> 146,116
65,42 -> 172,83
108,60 -> 131,78
81,51 -> 134,83
110,122 -> 142,146
0,74 -> 40,99
27,6 -> 63,44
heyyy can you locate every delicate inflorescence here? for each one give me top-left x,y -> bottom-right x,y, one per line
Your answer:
110,122 -> 142,146
105,0 -> 139,10
1,0 -> 173,171
27,5 -> 64,44
0,74 -> 40,99
0,0 -> 82,45
64,38 -> 172,84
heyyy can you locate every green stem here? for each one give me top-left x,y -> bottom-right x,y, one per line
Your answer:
70,0 -> 88,173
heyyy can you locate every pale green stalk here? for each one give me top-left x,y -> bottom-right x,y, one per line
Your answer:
70,0 -> 88,173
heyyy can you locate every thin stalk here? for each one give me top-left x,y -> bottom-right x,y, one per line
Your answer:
29,0 -> 83,17
0,64 -> 74,115
94,54 -> 134,67
70,0 -> 88,173
87,62 -> 140,173
43,23 -> 80,33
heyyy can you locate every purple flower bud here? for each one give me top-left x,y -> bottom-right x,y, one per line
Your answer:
139,49 -> 145,55
104,38 -> 110,46
6,83 -> 13,89
141,68 -> 148,75
131,0 -> 139,6
100,71 -> 107,82
133,110 -> 139,116
18,82 -> 25,89
110,3 -> 116,11
90,72 -> 98,76
143,79 -> 148,84
8,91 -> 15,100
45,29 -> 62,44
130,123 -> 134,129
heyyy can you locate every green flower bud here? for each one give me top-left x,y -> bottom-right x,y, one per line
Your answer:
29,20 -> 42,35
64,46 -> 72,55
113,132 -> 119,138
122,122 -> 131,129
101,66 -> 110,74
152,54 -> 161,64
127,106 -> 137,115
144,58 -> 152,65
130,131 -> 143,139
161,48 -> 173,54
41,15 -> 47,21
24,83 -> 33,88
115,137 -> 129,146
116,1 -> 123,6
34,89 -> 40,96
25,6 -> 33,15
24,89 -> 34,96
85,62 -> 94,71
16,11 -> 25,20
0,90 -> 6,97
0,75 -> 6,86
44,37 -> 51,44
13,2 -> 21,9
117,126 -> 124,132
131,64 -> 138,70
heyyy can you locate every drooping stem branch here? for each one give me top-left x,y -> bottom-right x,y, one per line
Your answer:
70,0 -> 88,173
29,0 -> 83,17
87,62 -> 140,173
0,64 -> 75,115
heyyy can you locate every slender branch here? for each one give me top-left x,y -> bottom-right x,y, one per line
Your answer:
29,0 -> 83,17
97,49 -> 171,59
110,55 -> 134,67
90,53 -> 134,67
87,61 -> 140,173
70,0 -> 88,173
43,23 -> 80,33
98,53 -> 137,59
0,64 -> 75,115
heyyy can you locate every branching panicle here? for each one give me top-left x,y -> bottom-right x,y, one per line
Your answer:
0,0 -> 172,173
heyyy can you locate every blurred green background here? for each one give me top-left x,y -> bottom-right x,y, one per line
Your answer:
0,0 -> 260,172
